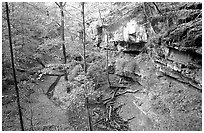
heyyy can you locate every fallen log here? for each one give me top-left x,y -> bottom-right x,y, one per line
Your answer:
46,75 -> 63,98
44,73 -> 65,76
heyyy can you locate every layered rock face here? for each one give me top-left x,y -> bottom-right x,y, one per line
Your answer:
110,19 -> 148,52
153,2 -> 202,91
110,2 -> 202,131
123,19 -> 148,43
115,58 -> 141,84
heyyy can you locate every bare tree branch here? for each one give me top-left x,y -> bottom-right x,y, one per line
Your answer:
63,2 -> 66,7
152,2 -> 163,16
55,2 -> 60,8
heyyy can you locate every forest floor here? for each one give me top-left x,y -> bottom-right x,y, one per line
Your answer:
2,74 -> 150,131
116,54 -> 202,131
2,53 -> 202,131
116,91 -> 155,130
3,76 -> 76,131
25,76 -> 75,131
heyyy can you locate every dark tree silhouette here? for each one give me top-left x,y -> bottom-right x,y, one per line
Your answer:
5,2 -> 24,131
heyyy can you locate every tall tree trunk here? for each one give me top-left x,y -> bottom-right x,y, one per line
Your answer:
82,2 -> 92,131
98,3 -> 111,88
105,32 -> 111,88
5,2 -> 24,131
82,4 -> 87,73
59,2 -> 68,81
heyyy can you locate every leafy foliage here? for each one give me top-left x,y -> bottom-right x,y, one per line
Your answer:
2,2 -> 202,131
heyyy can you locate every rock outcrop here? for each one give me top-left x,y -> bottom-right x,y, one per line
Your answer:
152,2 -> 202,91
109,2 -> 202,131
109,19 -> 148,53
115,58 -> 141,83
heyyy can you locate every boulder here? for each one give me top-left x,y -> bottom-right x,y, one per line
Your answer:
115,58 -> 141,82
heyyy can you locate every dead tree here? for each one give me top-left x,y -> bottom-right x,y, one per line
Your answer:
5,2 -> 24,131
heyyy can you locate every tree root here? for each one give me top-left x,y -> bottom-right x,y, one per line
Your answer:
102,89 -> 140,105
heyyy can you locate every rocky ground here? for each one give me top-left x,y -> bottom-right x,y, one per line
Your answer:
2,49 -> 202,131
2,2 -> 202,131
116,53 -> 202,131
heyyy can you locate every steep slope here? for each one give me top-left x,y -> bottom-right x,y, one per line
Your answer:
103,2 -> 202,131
